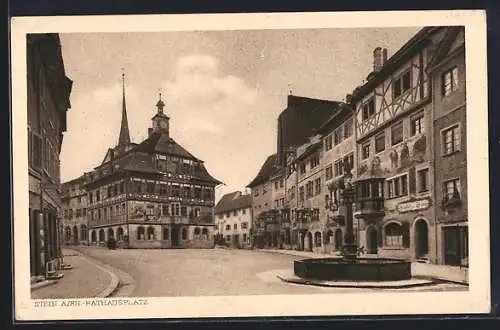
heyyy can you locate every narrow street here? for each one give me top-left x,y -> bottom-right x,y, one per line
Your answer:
70,247 -> 466,297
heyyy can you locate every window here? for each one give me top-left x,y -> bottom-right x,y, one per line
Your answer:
96,190 -> 100,201
387,174 -> 408,198
325,165 -> 333,180
325,135 -> 333,151
88,192 -> 93,204
362,143 -> 370,159
417,168 -> 429,193
242,209 -> 246,214
194,227 -> 201,235
225,235 -> 231,242
359,181 -> 371,198
333,128 -> 343,145
299,186 -> 305,202
171,203 -> 180,216
442,125 -> 461,155
30,132 -> 43,169
444,179 -> 461,200
147,226 -> 155,240
393,70 -> 411,99
183,185 -> 191,198
375,133 -> 386,153
314,178 -> 321,196
234,223 -> 238,230
181,228 -> 188,240
243,233 -> 247,242
299,162 -> 306,174
137,226 -> 145,240
242,222 -> 248,229
385,223 -> 404,247
225,224 -> 230,231
362,98 -> 375,121
147,182 -> 155,194
254,188 -> 259,197
233,210 -> 238,216
310,153 -> 320,168
107,186 -> 111,198
194,187 -> 202,198
344,153 -> 354,171
442,66 -> 459,96
181,206 -> 187,216
344,119 -> 353,138
171,185 -> 180,197
274,181 -> 279,190
306,181 -> 314,198
334,160 -> 344,177
411,113 -> 425,136
280,179 -> 284,188
391,121 -> 403,145
113,184 -> 118,196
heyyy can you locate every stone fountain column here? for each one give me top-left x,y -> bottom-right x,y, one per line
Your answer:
340,166 -> 358,260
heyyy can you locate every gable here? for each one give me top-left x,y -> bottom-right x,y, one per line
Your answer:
101,148 -> 114,165
428,26 -> 464,70
448,28 -> 465,54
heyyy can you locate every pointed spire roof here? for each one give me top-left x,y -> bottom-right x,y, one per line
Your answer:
118,68 -> 131,147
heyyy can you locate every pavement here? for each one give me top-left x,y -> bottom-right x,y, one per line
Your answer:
65,246 -> 467,297
31,249 -> 120,299
260,248 -> 469,285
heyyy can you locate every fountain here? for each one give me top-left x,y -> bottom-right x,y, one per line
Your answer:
293,164 -> 412,282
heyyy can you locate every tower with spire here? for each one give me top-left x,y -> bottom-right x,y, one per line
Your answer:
117,68 -> 132,151
150,90 -> 170,137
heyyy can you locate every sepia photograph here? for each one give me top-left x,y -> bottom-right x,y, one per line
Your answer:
11,10 -> 490,321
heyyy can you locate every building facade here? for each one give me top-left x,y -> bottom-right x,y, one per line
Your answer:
350,27 -> 453,263
214,192 -> 252,248
27,34 -> 73,277
84,75 -> 221,249
428,27 -> 468,266
60,175 -> 89,245
247,154 -> 279,248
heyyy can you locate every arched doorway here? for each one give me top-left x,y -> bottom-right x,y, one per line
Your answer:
98,229 -> 105,242
73,225 -> 78,244
65,227 -> 71,243
306,232 -> 313,252
117,227 -> 124,241
107,228 -> 114,239
147,226 -> 155,240
314,232 -> 322,247
334,228 -> 342,250
366,226 -> 378,254
415,219 -> 429,258
80,224 -> 87,241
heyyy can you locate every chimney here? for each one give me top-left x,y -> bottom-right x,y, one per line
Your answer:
383,48 -> 388,64
373,47 -> 383,72
148,127 -> 153,136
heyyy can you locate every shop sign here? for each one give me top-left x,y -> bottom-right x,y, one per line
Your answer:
396,198 -> 431,213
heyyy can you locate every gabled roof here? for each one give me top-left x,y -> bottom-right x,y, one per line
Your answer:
246,153 -> 279,188
192,163 -> 223,185
133,132 -> 200,160
350,27 -> 442,103
428,26 -> 464,71
215,192 -> 252,214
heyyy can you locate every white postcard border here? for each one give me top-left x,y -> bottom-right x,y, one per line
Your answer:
11,10 -> 490,320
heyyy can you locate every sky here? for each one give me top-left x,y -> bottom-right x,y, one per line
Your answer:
59,27 -> 421,202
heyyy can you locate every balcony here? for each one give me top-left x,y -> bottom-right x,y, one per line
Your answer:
354,197 -> 385,218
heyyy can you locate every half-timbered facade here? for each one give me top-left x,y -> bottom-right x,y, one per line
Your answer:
350,27 -> 452,263
84,76 -> 221,249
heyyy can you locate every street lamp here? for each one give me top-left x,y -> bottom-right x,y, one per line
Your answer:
339,164 -> 357,260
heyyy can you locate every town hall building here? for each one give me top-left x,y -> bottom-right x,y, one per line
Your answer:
84,73 -> 221,249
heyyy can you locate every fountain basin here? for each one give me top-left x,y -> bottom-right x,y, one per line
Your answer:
294,258 -> 411,282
